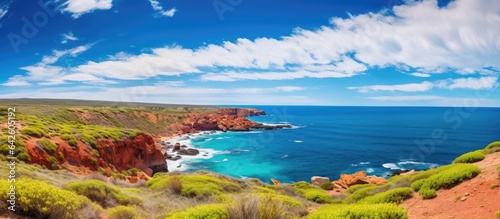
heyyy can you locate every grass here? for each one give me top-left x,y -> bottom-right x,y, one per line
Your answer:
359,188 -> 413,204
65,180 -> 142,208
309,203 -> 407,219
453,151 -> 485,163
36,139 -> 58,155
166,204 -> 229,219
293,181 -> 332,203
0,178 -> 100,219
147,173 -> 242,198
411,164 -> 480,199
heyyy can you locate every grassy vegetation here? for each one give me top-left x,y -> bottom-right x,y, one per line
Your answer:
65,180 -> 142,208
309,203 -> 407,219
0,178 -> 101,219
453,151 -> 485,163
359,188 -> 413,204
411,164 -> 480,199
36,139 -> 58,155
166,204 -> 229,219
147,173 -> 242,198
293,181 -> 332,203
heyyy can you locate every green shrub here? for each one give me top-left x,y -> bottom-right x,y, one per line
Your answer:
37,139 -> 58,155
47,156 -> 59,169
360,188 -> 413,204
418,187 -> 436,199
345,186 -> 378,203
454,151 -> 485,163
309,203 -> 407,219
293,181 -> 331,203
65,180 -> 141,208
166,204 -> 229,219
320,182 -> 333,190
0,179 -> 87,219
411,164 -> 480,199
486,141 -> 500,150
58,152 -> 65,160
21,127 -> 45,137
495,211 -> 500,219
346,184 -> 375,193
61,134 -> 78,147
17,152 -> 31,162
107,206 -> 140,219
147,174 -> 241,198
92,149 -> 100,157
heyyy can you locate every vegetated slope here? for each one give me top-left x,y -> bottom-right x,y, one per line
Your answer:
402,151 -> 500,219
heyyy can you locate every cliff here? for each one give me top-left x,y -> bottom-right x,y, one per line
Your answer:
96,133 -> 168,175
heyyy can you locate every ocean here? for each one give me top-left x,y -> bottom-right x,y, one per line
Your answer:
169,106 -> 500,183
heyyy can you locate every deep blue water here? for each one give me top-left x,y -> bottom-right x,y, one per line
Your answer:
182,106 -> 500,183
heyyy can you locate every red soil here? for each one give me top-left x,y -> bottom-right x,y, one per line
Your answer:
402,152 -> 500,219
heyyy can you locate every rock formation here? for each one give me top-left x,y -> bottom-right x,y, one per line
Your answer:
311,176 -> 330,186
331,170 -> 387,190
97,133 -> 168,176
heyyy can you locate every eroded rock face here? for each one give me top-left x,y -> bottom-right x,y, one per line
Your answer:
177,148 -> 199,156
331,170 -> 387,189
218,108 -> 266,117
311,176 -> 331,186
97,133 -> 168,176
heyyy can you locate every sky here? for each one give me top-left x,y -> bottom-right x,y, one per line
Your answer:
0,0 -> 499,106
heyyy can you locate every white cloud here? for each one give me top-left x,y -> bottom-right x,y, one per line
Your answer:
349,81 -> 434,93
409,73 -> 432,78
61,32 -> 79,44
0,84 -> 312,105
61,0 -> 113,18
1,45 -> 108,86
368,95 -> 498,106
369,95 -> 445,101
438,76 -> 498,90
149,0 -> 176,17
0,8 -> 7,20
349,76 -> 498,93
4,0 -> 500,86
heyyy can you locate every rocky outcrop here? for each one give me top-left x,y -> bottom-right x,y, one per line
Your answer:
177,111 -> 290,134
97,133 -> 168,176
331,170 -> 387,190
218,108 -> 266,117
177,148 -> 200,156
271,178 -> 282,185
311,176 -> 330,186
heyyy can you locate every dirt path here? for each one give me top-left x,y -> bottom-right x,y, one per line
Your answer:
402,152 -> 500,219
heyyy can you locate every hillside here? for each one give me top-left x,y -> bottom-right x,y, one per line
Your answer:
0,100 -> 499,219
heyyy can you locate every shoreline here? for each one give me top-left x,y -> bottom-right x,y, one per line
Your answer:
161,131 -> 223,172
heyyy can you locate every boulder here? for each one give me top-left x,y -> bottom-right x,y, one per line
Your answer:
340,170 -> 369,187
173,143 -> 181,151
311,176 -> 330,186
177,148 -> 200,156
137,171 -> 151,181
270,178 -> 281,185
127,176 -> 139,183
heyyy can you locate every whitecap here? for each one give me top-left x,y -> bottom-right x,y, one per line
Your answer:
294,140 -> 303,143
382,163 -> 400,170
359,162 -> 371,165
281,155 -> 289,159
223,158 -> 229,162
366,168 -> 375,173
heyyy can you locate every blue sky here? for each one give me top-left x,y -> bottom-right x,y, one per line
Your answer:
0,0 -> 498,106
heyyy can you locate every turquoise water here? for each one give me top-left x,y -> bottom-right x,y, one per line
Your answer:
182,106 -> 500,183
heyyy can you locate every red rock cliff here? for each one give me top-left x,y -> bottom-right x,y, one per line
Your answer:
218,108 -> 266,117
96,133 -> 168,175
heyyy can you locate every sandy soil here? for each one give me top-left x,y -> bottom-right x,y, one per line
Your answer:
402,152 -> 500,219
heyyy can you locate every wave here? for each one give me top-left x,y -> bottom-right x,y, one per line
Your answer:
366,168 -> 375,173
382,161 -> 438,171
382,163 -> 400,170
